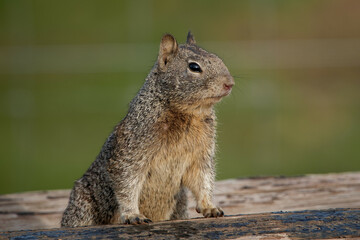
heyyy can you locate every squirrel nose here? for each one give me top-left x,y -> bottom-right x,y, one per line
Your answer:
223,83 -> 234,91
223,75 -> 235,91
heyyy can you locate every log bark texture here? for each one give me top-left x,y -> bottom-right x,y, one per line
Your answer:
0,208 -> 359,239
0,172 -> 360,237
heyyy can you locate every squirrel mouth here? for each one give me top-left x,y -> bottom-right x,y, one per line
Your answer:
207,95 -> 228,103
222,88 -> 232,97
210,89 -> 232,100
201,87 -> 232,105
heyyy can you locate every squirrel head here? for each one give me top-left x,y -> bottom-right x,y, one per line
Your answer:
155,31 -> 234,111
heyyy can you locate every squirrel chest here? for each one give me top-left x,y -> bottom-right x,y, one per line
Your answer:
139,110 -> 215,221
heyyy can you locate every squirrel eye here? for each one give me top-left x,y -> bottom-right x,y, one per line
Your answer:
188,62 -> 202,73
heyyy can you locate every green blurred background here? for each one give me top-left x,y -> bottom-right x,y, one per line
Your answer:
1,0 -> 359,194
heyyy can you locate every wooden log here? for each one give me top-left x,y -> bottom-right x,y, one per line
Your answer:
0,172 -> 360,232
1,208 -> 359,239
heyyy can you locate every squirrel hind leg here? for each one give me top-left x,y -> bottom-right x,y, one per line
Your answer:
170,186 -> 189,220
61,185 -> 97,227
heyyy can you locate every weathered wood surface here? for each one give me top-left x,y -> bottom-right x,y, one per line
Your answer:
0,172 -> 359,232
1,208 -> 359,239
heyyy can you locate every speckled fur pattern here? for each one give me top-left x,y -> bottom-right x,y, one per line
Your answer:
61,32 -> 234,227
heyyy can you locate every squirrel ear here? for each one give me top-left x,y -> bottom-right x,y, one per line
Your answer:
186,31 -> 196,45
158,34 -> 178,71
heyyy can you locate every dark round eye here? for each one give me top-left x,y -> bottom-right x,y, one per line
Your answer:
188,62 -> 202,73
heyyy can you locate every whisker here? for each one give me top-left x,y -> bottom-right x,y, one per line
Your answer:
232,74 -> 248,79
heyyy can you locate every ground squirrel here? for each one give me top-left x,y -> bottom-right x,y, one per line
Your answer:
61,32 -> 234,227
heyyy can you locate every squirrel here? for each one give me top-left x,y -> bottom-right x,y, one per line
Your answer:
61,32 -> 234,227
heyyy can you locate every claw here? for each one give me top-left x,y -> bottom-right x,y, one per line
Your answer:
144,218 -> 152,223
219,209 -> 224,217
121,214 -> 152,225
197,206 -> 225,218
196,207 -> 201,213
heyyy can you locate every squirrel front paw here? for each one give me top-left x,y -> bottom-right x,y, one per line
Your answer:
196,206 -> 224,218
120,213 -> 152,224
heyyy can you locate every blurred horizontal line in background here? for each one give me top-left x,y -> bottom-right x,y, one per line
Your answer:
1,38 -> 359,75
